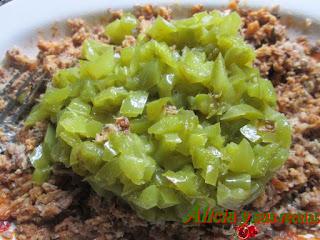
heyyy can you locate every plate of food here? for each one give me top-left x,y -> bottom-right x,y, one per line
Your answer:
0,0 -> 319,239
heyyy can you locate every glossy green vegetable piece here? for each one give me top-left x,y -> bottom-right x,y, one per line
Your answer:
119,154 -> 156,185
146,97 -> 171,121
226,139 -> 254,173
163,165 -> 201,196
223,173 -> 251,190
221,104 -> 263,121
240,124 -> 261,143
59,115 -> 103,138
105,14 -> 138,44
73,141 -> 104,174
25,87 -> 71,125
30,125 -> 56,184
53,67 -> 79,88
135,185 -> 160,209
148,114 -> 183,136
179,48 -> 213,84
82,39 -> 112,61
147,17 -> 177,43
80,47 -> 115,80
217,182 -> 250,209
137,60 -> 161,90
28,10 -> 291,222
260,107 -> 292,148
189,94 -> 214,116
93,86 -> 128,111
120,91 -> 148,117
205,123 -> 225,149
247,78 -> 276,105
210,53 -> 235,102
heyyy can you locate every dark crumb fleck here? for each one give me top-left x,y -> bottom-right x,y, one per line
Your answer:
115,117 -> 130,132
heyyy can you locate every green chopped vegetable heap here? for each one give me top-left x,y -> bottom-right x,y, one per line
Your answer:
27,11 -> 291,221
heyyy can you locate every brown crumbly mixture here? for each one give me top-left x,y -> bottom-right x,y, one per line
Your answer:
6,49 -> 37,71
240,8 -> 287,48
191,4 -> 205,15
0,4 -> 319,240
122,35 -> 137,48
133,5 -> 172,20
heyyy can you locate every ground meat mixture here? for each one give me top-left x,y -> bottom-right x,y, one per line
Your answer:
0,4 -> 319,240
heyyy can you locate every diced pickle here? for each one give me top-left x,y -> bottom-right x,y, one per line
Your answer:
226,139 -> 254,173
163,165 -> 201,196
120,91 -> 148,117
221,104 -> 263,121
105,14 -> 138,44
28,9 -> 291,222
93,86 -> 128,111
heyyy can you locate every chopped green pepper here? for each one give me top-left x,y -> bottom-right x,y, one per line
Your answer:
27,9 -> 291,222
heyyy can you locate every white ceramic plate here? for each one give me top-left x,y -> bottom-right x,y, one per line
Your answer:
0,0 -> 319,60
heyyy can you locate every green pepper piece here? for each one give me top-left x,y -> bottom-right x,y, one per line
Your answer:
102,141 -> 118,161
217,182 -> 250,210
226,139 -> 254,173
120,46 -> 135,66
160,133 -> 182,152
93,86 -> 128,111
205,123 -> 225,149
240,124 -> 261,143
105,14 -> 138,44
120,91 -> 148,117
163,165 -> 201,196
53,67 -> 79,88
32,168 -> 51,185
130,117 -> 152,134
147,17 -> 177,43
66,98 -> 91,116
135,185 -> 160,210
148,115 -> 183,136
119,154 -> 156,185
210,53 -> 235,103
223,173 -> 251,190
247,78 -> 276,106
80,48 -> 115,80
158,73 -> 175,97
80,80 -> 97,103
82,39 -> 112,61
25,87 -> 71,125
188,132 -> 207,155
138,60 -> 161,90
189,94 -> 214,116
75,141 -> 104,174
29,145 -> 47,169
30,125 -> 56,183
192,147 -> 221,170
25,104 -> 49,126
200,163 -> 220,186
50,139 -> 71,166
158,187 -> 181,208
59,115 -> 103,138
95,159 -> 121,186
58,130 -> 81,147
146,97 -> 171,122
221,104 -> 263,121
260,107 -> 292,148
179,48 -> 212,84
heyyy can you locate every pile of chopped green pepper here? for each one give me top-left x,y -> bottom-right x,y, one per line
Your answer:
27,10 -> 291,221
